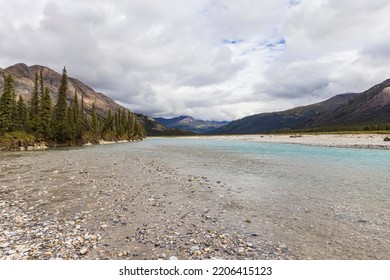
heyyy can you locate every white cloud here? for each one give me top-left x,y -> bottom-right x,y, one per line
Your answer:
1,0 -> 390,121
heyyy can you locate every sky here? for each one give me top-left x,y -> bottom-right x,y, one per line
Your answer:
1,0 -> 390,121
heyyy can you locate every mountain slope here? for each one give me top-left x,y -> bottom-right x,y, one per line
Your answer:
1,63 -> 124,119
0,63 -> 175,136
212,79 -> 390,134
155,116 -> 228,134
137,115 -> 195,136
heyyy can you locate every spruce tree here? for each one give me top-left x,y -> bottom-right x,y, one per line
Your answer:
66,92 -> 83,142
16,95 -> 28,131
29,72 -> 41,132
67,100 -> 76,141
90,102 -> 100,141
39,68 -> 44,98
40,87 -> 52,138
127,111 -> 135,139
73,93 -> 83,141
102,108 -> 113,138
51,67 -> 69,142
0,74 -> 16,134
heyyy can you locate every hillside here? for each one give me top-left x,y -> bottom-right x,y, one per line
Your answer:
0,63 -> 174,136
212,79 -> 390,134
1,63 -> 121,119
138,115 -> 195,136
154,116 -> 228,134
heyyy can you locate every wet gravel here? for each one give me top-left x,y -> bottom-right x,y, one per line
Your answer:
0,145 -> 297,260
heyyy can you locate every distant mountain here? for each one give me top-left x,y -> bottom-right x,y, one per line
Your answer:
137,115 -> 195,136
212,79 -> 390,134
155,116 -> 229,134
0,63 -> 177,136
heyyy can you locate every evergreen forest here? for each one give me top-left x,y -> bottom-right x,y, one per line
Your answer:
0,68 -> 145,150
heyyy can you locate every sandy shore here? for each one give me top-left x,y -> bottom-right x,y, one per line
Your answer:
203,134 -> 390,150
0,146 -> 295,260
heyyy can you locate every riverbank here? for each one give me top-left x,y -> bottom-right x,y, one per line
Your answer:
0,145 -> 295,260
202,134 -> 390,150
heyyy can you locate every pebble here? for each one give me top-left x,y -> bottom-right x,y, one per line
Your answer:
0,200 -> 101,260
0,147 -> 297,261
80,247 -> 89,255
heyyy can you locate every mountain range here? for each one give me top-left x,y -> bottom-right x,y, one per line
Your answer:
154,116 -> 229,134
212,79 -> 390,134
2,63 -> 390,136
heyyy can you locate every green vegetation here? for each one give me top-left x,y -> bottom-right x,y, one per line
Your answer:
0,68 -> 145,150
0,131 -> 36,151
275,123 -> 390,134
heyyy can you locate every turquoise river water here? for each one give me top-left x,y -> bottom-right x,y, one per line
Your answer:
119,137 -> 390,259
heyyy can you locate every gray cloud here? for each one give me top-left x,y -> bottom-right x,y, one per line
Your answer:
1,0 -> 390,121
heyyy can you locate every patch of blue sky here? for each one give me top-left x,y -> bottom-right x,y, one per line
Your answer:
223,39 -> 244,45
266,38 -> 286,49
237,38 -> 285,56
288,0 -> 301,7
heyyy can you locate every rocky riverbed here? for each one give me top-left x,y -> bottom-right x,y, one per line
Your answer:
0,145 -> 296,260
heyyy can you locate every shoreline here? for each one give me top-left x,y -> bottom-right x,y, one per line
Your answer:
185,134 -> 390,150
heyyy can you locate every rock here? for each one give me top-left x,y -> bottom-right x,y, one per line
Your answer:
204,247 -> 211,253
384,137 -> 390,141
0,243 -> 10,248
169,256 -> 178,260
79,247 -> 88,255
190,245 -> 200,252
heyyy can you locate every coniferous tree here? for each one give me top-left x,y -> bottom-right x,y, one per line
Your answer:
51,67 -> 69,142
39,68 -> 44,98
133,117 -> 140,139
66,92 -> 83,143
0,74 -> 16,134
90,102 -> 100,141
102,108 -> 114,138
81,92 -> 86,126
127,111 -> 135,139
29,72 -> 41,132
16,95 -> 28,131
73,93 -> 83,141
121,108 -> 127,137
67,100 -> 76,141
40,87 -> 52,138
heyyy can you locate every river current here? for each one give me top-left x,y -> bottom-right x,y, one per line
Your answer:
118,137 -> 390,259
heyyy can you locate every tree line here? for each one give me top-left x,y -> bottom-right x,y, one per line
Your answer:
274,123 -> 390,134
0,67 -> 145,148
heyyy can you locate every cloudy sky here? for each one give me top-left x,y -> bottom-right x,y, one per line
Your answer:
1,0 -> 390,121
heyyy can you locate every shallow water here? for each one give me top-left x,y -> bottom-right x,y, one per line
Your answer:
117,137 -> 390,259
2,137 -> 389,259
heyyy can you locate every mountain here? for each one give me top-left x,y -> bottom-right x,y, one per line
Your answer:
1,63 -> 125,118
212,79 -> 390,134
137,115 -> 195,136
0,63 -> 175,136
154,115 -> 229,134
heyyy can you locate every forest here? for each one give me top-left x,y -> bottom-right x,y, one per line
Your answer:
0,68 -> 145,150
